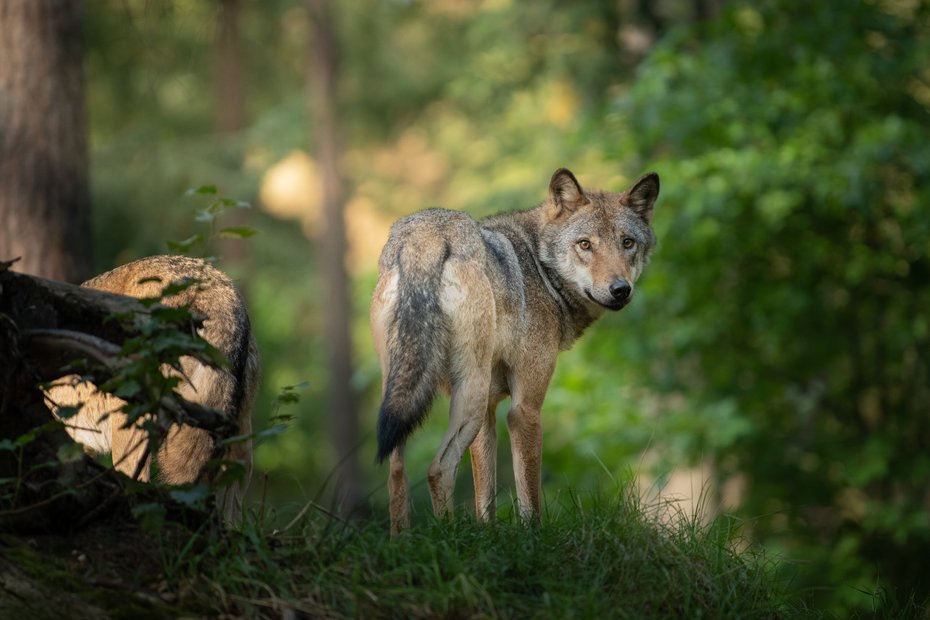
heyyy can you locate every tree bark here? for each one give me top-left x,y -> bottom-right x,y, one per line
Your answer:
0,0 -> 91,283
307,0 -> 364,515
215,0 -> 251,270
215,0 -> 246,136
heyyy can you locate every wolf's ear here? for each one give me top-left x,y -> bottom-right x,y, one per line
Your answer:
624,172 -> 660,223
548,168 -> 589,218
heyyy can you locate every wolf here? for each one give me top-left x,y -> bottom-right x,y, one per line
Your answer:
44,255 -> 260,524
371,168 -> 659,532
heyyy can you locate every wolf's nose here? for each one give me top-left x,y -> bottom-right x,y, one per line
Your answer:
609,279 -> 631,301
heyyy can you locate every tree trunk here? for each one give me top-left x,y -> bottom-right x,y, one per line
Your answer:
307,0 -> 364,515
215,0 -> 246,136
214,0 -> 251,269
0,0 -> 91,283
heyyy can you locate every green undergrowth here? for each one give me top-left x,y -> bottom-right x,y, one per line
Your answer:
2,487 -> 813,619
164,488 -> 805,619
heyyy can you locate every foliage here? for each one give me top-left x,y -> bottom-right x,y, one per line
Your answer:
604,0 -> 930,614
167,184 -> 256,259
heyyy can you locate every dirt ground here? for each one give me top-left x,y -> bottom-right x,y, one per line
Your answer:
0,517 -> 207,619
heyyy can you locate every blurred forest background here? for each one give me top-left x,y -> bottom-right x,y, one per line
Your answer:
2,0 -> 929,614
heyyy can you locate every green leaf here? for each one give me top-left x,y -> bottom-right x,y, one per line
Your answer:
169,483 -> 210,508
217,433 -> 254,448
218,226 -> 259,239
131,502 -> 166,533
256,424 -> 289,440
206,459 -> 245,487
57,442 -> 86,464
55,405 -> 83,420
159,276 -> 200,298
15,428 -> 40,447
194,208 -> 215,223
136,296 -> 161,308
166,234 -> 204,254
149,305 -> 193,324
186,184 -> 218,196
112,379 -> 142,399
275,392 -> 301,406
199,344 -> 231,368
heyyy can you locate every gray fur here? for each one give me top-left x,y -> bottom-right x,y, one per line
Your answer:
371,168 -> 660,532
46,255 -> 260,524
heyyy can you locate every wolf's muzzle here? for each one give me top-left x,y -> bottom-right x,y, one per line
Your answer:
609,279 -> 632,303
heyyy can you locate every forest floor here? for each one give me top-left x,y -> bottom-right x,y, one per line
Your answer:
0,487 -> 810,619
2,518 -> 187,619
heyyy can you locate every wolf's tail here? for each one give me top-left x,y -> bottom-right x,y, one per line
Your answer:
376,240 -> 450,463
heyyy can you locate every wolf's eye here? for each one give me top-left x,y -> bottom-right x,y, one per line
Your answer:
578,239 -> 592,251
622,238 -> 635,249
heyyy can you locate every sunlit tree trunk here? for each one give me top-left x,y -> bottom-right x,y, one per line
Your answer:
307,0 -> 364,515
0,0 -> 91,283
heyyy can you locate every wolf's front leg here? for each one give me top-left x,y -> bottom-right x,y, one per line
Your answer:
470,399 -> 500,521
507,361 -> 553,521
507,402 -> 543,520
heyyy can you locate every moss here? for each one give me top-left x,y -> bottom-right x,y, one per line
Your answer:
1,533 -> 183,619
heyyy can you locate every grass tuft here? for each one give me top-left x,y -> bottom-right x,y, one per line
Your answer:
170,485 -> 802,618
3,484 -> 807,618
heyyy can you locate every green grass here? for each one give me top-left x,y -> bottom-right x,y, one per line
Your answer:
160,487 -> 803,619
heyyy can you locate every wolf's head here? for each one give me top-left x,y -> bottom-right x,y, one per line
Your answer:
539,168 -> 659,312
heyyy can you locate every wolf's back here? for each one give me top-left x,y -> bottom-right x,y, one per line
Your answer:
84,255 -> 256,422
60,256 -> 258,489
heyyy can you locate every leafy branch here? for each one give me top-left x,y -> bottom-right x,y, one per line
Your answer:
168,185 -> 257,258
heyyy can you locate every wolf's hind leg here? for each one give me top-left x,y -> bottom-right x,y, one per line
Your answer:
428,260 -> 495,518
428,374 -> 488,518
388,445 -> 410,534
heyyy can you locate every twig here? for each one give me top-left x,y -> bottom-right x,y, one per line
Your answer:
274,497 -> 350,535
0,256 -> 22,271
20,328 -> 121,367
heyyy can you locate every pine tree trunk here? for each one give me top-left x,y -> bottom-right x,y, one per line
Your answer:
215,0 -> 246,136
0,0 -> 91,283
214,0 -> 251,270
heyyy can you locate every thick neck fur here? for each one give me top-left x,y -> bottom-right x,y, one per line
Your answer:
480,205 -> 600,348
